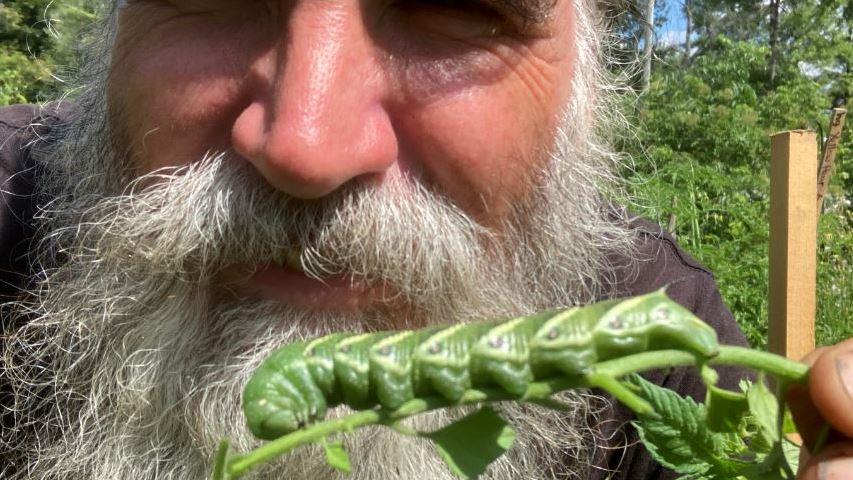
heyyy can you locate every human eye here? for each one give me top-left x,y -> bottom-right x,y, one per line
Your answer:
388,0 -> 513,38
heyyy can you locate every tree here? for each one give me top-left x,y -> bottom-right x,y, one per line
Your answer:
0,0 -> 101,105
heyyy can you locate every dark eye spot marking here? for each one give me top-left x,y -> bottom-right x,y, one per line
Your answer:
340,345 -> 351,354
429,343 -> 442,354
653,306 -> 670,321
488,336 -> 504,348
546,327 -> 559,340
609,316 -> 624,329
378,346 -> 392,356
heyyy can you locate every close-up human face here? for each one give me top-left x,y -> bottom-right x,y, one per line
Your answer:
109,0 -> 577,224
107,0 -> 580,311
5,2 -> 634,478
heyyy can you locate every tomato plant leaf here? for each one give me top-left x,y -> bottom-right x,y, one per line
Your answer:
627,374 -> 736,478
746,375 -> 780,448
322,439 -> 352,474
782,409 -> 798,435
424,406 -> 516,479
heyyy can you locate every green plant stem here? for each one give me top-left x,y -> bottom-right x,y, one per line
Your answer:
592,346 -> 809,385
227,410 -> 382,478
224,345 -> 809,477
714,347 -> 809,383
211,440 -> 230,480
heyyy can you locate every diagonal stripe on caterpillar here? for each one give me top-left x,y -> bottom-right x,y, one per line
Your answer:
242,288 -> 719,440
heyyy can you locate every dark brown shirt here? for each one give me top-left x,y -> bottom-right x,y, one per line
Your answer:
0,104 -> 750,479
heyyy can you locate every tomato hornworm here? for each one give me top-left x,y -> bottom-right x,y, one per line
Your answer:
243,288 -> 719,440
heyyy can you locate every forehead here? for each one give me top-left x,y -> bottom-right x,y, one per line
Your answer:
116,0 -> 562,23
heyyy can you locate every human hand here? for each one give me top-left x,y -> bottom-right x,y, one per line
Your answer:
787,339 -> 853,479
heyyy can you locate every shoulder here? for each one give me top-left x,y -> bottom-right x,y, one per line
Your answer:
608,216 -> 747,348
0,104 -> 42,176
591,216 -> 752,480
0,103 -> 71,301
613,216 -> 715,299
0,103 -> 69,176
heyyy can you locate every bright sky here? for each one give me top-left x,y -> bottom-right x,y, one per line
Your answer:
657,0 -> 688,47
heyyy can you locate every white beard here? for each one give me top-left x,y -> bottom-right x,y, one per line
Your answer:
1,1 -> 638,478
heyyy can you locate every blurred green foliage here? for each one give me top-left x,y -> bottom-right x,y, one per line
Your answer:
0,0 -> 100,105
623,35 -> 852,348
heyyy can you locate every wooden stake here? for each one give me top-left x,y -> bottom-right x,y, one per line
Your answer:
667,197 -> 678,239
816,108 -> 847,214
768,131 -> 817,360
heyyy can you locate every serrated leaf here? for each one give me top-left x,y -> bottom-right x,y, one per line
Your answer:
746,376 -> 780,448
781,439 -> 801,474
626,374 -> 734,478
705,385 -> 750,433
323,439 -> 352,474
425,406 -> 516,479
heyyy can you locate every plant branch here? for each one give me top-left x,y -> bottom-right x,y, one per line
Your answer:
223,345 -> 809,477
227,410 -> 382,478
591,346 -> 809,385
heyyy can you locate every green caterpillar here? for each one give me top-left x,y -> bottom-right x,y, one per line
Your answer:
243,289 -> 719,440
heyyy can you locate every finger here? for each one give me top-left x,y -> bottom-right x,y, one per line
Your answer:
797,441 -> 853,480
808,342 -> 853,438
788,340 -> 853,450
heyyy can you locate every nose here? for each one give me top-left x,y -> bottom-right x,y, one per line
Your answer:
231,2 -> 397,199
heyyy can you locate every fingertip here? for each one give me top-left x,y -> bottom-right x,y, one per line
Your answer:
796,442 -> 853,480
809,346 -> 853,439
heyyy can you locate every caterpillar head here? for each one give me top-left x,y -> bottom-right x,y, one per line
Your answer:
243,343 -> 314,440
595,291 -> 719,358
244,396 -> 302,440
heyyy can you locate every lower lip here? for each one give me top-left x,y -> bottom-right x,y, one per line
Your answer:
240,264 -> 379,312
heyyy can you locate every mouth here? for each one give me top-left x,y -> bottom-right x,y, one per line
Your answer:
229,248 -> 386,312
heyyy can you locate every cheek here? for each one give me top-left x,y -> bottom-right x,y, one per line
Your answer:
392,74 -> 567,226
108,16 -> 267,171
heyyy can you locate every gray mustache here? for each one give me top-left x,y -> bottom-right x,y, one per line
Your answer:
61,153 -> 491,297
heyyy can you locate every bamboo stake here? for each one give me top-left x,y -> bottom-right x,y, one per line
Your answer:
667,197 -> 678,239
768,131 -> 817,361
816,108 -> 847,214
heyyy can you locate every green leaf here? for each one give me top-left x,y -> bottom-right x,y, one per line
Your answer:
781,438 -> 801,474
626,374 -> 734,478
424,406 -> 516,480
705,385 -> 750,433
782,409 -> 798,436
322,439 -> 352,474
746,376 -> 780,448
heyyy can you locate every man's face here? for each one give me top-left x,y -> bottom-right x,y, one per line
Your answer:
6,2 -> 633,478
109,0 -> 577,311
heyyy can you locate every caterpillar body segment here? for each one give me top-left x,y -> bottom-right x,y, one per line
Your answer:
529,300 -> 620,377
414,321 -> 501,401
333,332 -> 393,410
369,326 -> 445,410
469,310 -> 557,396
243,289 -> 720,440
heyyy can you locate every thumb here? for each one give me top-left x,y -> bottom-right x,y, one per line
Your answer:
788,339 -> 853,451
805,340 -> 853,439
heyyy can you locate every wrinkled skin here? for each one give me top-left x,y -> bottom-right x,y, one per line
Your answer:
107,1 -> 853,477
111,0 -> 574,227
788,340 -> 853,479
